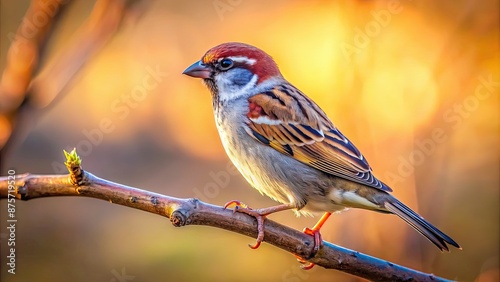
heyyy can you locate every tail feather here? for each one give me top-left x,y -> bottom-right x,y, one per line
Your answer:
384,199 -> 461,251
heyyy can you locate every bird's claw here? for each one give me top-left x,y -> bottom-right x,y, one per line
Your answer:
294,254 -> 316,270
303,227 -> 323,256
224,200 -> 322,269
293,227 -> 323,270
224,200 -> 248,211
223,200 -> 266,249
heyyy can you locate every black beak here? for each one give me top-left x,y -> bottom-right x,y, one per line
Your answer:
182,60 -> 211,79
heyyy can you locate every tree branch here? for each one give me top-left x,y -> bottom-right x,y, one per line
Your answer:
0,0 -> 150,159
0,150 -> 455,282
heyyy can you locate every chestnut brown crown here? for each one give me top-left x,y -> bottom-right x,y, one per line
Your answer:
201,42 -> 283,83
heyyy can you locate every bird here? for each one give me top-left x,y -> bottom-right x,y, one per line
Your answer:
182,42 -> 461,268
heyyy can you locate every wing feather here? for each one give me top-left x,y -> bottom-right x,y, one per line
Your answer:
246,86 -> 392,192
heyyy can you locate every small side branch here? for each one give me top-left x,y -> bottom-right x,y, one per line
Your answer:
0,151 -> 454,282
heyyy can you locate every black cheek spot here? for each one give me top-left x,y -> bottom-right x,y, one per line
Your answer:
232,69 -> 254,86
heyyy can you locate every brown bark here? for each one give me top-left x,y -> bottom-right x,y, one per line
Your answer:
0,161 -> 455,282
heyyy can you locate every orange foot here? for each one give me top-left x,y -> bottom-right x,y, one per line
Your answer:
295,212 -> 332,270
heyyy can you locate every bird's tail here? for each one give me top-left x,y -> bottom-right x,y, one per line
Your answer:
384,198 -> 461,251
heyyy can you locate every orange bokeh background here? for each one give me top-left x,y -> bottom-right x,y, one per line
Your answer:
1,0 -> 498,281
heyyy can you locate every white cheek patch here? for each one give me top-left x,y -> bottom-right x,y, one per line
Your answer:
216,74 -> 258,102
227,56 -> 256,65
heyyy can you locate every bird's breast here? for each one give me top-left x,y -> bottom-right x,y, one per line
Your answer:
213,105 -> 335,212
214,106 -> 296,205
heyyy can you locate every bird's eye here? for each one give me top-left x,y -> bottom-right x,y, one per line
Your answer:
218,58 -> 234,70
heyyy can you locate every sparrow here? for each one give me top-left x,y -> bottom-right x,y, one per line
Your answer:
183,42 -> 460,267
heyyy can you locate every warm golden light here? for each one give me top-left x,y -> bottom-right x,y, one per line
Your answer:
1,1 -> 498,281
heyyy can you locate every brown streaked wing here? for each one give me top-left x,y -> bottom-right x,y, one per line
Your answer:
245,88 -> 392,192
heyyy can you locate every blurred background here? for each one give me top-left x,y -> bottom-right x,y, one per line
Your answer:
0,0 -> 498,281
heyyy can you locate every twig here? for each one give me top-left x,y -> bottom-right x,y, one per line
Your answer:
0,0 -> 148,159
0,0 -> 67,151
0,0 -> 67,113
0,150 -> 455,282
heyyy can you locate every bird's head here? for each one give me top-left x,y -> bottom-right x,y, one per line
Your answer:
183,42 -> 282,103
